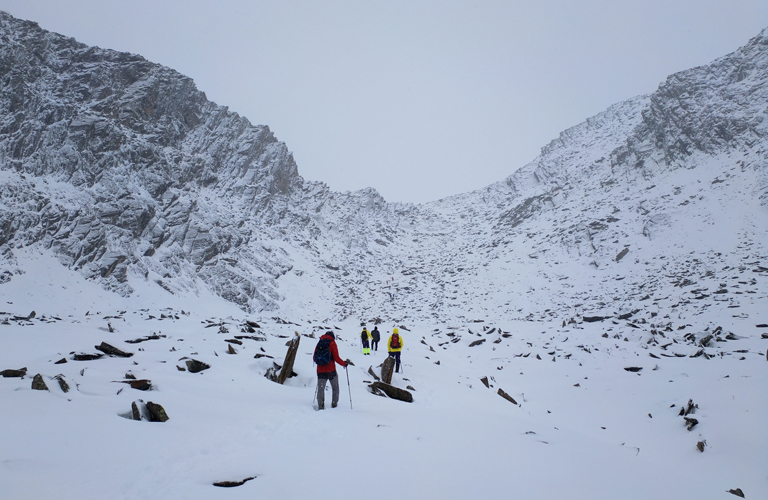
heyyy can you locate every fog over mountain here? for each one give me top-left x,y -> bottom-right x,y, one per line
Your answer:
1,12 -> 766,324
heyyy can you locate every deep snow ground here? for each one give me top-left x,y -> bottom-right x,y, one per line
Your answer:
1,249 -> 766,499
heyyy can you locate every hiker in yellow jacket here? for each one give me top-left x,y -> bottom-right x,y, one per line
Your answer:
361,327 -> 372,355
387,328 -> 404,372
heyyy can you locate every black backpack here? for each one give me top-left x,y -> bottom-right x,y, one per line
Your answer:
314,338 -> 332,365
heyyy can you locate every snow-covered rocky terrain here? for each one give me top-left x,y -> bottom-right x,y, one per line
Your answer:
1,12 -> 766,499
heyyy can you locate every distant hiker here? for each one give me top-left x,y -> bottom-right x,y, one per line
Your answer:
370,326 -> 381,352
361,327 -> 371,355
387,328 -> 404,373
313,331 -> 350,410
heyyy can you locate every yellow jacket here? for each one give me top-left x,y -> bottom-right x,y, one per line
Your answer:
387,332 -> 403,352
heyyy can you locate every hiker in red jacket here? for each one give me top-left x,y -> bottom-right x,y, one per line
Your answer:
313,331 -> 350,410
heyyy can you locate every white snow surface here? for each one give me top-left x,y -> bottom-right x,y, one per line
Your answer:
0,245 -> 766,499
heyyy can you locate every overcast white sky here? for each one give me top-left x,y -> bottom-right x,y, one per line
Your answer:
2,1 -> 767,203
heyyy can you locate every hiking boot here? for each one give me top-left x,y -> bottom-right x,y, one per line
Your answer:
318,404 -> 324,410
332,402 -> 337,408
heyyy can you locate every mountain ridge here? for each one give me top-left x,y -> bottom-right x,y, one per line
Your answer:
1,11 -> 766,323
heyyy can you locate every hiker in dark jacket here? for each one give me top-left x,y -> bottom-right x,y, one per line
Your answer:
370,326 -> 381,352
313,332 -> 350,410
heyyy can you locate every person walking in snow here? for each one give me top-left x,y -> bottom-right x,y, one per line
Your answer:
313,331 -> 350,410
361,327 -> 372,355
387,328 -> 404,373
370,326 -> 381,353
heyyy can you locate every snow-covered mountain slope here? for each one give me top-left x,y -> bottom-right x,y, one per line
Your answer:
1,12 -> 767,329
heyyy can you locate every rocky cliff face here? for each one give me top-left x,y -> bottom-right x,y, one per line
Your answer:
1,12 -> 766,322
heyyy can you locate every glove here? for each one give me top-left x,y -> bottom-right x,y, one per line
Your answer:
345,359 -> 355,367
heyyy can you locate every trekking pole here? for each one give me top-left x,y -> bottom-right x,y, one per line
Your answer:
345,365 -> 353,409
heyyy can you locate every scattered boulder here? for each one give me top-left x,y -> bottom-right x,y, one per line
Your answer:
31,373 -> 49,391
264,362 -> 280,382
54,358 -> 67,364
185,359 -> 210,373
227,344 -> 237,355
696,440 -> 706,452
480,376 -> 490,388
54,375 -> 70,393
146,401 -> 169,422
497,388 -> 518,405
381,357 -> 395,384
72,353 -> 104,361
468,339 -> 486,347
678,399 -> 697,416
1,367 -> 27,377
128,379 -> 152,391
95,342 -> 133,358
684,417 -> 699,431
131,401 -> 143,421
583,316 -> 611,323
125,334 -> 165,344
624,367 -> 643,372
369,381 -> 413,403
727,488 -> 745,498
277,332 -> 300,385
213,476 -> 257,488
615,248 -> 629,262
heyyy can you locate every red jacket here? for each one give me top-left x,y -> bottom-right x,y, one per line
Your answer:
316,333 -> 347,373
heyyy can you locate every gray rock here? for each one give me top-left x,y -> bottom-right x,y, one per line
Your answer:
146,401 -> 169,422
31,373 -> 49,391
369,381 -> 413,403
381,357 -> 395,385
277,333 -> 300,384
55,374 -> 70,393
185,359 -> 210,373
94,342 -> 133,358
497,388 -> 518,405
0,367 -> 27,377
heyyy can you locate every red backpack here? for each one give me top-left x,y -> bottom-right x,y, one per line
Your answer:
391,333 -> 400,349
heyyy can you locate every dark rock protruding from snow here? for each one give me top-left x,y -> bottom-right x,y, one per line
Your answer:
213,476 -> 257,488
583,316 -> 611,323
95,342 -> 133,357
277,333 -> 300,384
369,381 -> 413,403
146,401 -> 169,422
1,367 -> 27,377
55,375 -> 70,393
31,373 -> 48,391
185,359 -> 210,373
72,353 -> 104,361
497,388 -> 518,405
381,357 -> 395,384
